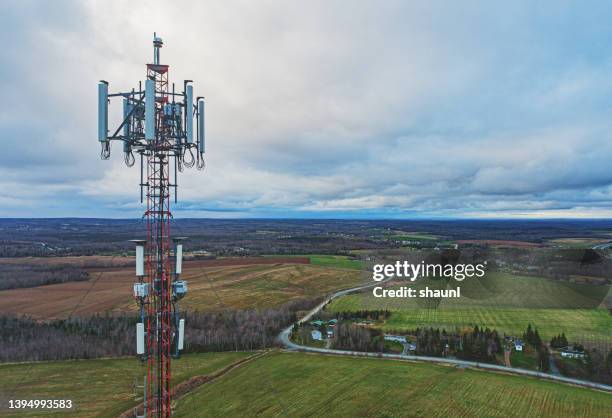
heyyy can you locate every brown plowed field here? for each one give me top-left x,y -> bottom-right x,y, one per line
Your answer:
0,257 -> 365,319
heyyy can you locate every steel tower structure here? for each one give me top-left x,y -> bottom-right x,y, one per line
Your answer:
97,34 -> 205,417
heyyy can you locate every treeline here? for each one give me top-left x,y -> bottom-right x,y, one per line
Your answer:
331,323 -> 504,364
185,298 -> 318,352
550,333 -> 569,349
0,314 -> 137,362
331,323 -> 385,353
523,324 -> 549,372
332,310 -> 391,321
0,298 -> 319,362
417,326 -> 502,362
555,346 -> 612,384
0,263 -> 90,290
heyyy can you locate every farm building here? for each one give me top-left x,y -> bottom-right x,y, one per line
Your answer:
384,335 -> 407,343
311,330 -> 322,341
560,348 -> 585,359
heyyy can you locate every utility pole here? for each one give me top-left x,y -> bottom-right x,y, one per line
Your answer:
97,33 -> 205,417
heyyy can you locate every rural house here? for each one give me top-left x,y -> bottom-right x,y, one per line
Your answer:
560,348 -> 585,359
514,339 -> 524,351
384,335 -> 407,344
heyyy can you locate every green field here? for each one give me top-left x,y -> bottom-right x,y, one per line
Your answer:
269,254 -> 365,270
1,352 -> 610,417
308,255 -> 364,270
394,234 -> 439,241
328,272 -> 612,342
174,352 -> 612,417
0,352 -> 252,417
377,308 -> 611,342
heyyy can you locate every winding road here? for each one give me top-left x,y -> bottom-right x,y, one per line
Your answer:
277,277 -> 612,393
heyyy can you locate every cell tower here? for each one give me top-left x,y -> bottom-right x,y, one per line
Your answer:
97,33 -> 205,417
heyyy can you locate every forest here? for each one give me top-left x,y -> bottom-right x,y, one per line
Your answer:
0,298 -> 319,362
0,263 -> 90,290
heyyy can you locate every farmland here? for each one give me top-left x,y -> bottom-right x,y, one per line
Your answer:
275,254 -> 365,270
179,262 -> 366,312
547,237 -> 611,248
327,272 -> 612,342
174,352 -> 612,417
378,308 -> 611,343
0,257 -> 367,319
0,351 -> 252,417
2,351 -> 610,417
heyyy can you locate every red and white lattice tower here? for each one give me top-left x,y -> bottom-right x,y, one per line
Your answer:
97,33 -> 205,417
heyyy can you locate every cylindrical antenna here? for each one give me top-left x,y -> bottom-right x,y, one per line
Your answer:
153,33 -> 163,65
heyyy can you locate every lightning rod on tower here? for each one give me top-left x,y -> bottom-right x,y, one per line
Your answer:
98,33 -> 206,418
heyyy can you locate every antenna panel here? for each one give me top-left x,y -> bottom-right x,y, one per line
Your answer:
145,79 -> 156,141
98,82 -> 108,142
186,85 -> 194,143
198,99 -> 205,153
123,98 -> 132,152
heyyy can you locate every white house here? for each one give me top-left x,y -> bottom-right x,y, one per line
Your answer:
311,330 -> 322,341
514,339 -> 524,351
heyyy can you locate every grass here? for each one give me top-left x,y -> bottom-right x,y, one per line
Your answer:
307,255 -> 364,270
327,272 -> 612,342
269,254 -> 365,270
0,352 -> 252,417
377,308 -> 611,342
510,348 -> 538,370
174,352 -> 612,417
384,340 -> 404,353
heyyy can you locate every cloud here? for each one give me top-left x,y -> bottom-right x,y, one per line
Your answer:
2,1 -> 612,217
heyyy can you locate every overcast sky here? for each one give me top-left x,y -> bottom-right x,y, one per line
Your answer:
2,0 -> 612,218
